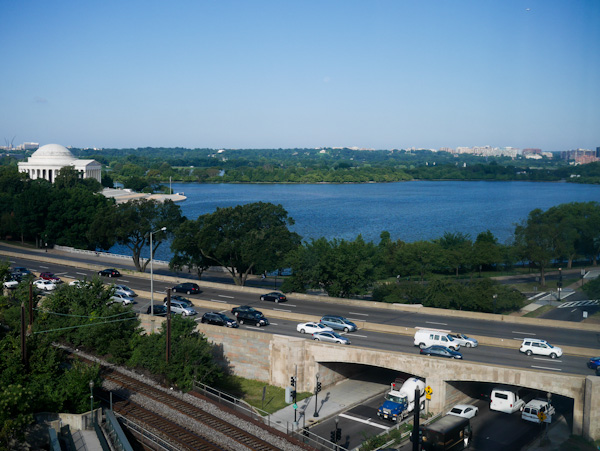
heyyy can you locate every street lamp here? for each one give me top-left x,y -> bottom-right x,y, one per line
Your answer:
150,227 -> 167,316
557,268 -> 562,301
493,294 -> 498,314
89,380 -> 94,428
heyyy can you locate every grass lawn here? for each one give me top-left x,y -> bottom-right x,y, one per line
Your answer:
523,304 -> 555,318
214,375 -> 311,415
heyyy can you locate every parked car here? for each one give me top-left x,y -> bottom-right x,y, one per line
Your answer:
3,275 -> 21,289
320,315 -> 357,332
33,279 -> 57,291
110,292 -> 134,305
98,268 -> 121,277
260,291 -> 287,303
587,356 -> 600,370
297,322 -> 333,334
113,284 -> 137,297
11,267 -> 31,276
69,279 -> 86,287
167,299 -> 197,316
448,333 -> 478,348
235,310 -> 269,327
419,345 -> 463,359
312,331 -> 351,345
201,312 -> 239,328
164,295 -> 192,306
172,282 -> 201,295
446,404 -> 478,419
146,305 -> 168,316
40,272 -> 61,282
231,305 -> 261,317
519,339 -> 562,359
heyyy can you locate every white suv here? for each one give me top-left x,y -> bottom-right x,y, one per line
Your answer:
519,339 -> 562,359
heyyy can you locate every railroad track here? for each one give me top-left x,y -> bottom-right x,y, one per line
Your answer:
73,353 -> 304,451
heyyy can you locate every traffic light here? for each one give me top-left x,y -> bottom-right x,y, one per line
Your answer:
316,381 -> 322,393
330,431 -> 336,442
290,376 -> 296,387
336,427 -> 341,441
291,390 -> 296,401
285,386 -> 293,404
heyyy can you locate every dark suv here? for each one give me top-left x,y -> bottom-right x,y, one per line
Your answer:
236,310 -> 269,327
201,312 -> 239,328
172,282 -> 201,295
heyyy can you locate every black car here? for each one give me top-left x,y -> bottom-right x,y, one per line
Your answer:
420,345 -> 463,359
235,310 -> 270,327
98,268 -> 121,277
146,305 -> 168,316
172,282 -> 201,295
164,295 -> 193,306
231,305 -> 262,317
201,312 -> 239,328
260,291 -> 287,303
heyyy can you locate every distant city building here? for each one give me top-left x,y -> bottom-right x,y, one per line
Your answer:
560,149 -> 599,165
18,143 -> 102,183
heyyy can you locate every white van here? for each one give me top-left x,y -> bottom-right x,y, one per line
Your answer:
521,399 -> 555,423
490,387 -> 525,414
414,329 -> 460,351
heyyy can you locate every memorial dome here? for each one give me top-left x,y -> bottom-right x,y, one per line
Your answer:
30,144 -> 76,162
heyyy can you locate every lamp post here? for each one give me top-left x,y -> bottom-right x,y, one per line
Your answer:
557,268 -> 562,301
150,226 -> 167,316
89,380 -> 94,428
493,294 -> 498,314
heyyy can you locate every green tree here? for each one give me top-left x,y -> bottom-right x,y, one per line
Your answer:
193,202 -> 301,286
513,209 -> 559,286
395,241 -> 443,282
91,199 -> 184,271
473,230 -> 502,276
435,232 -> 472,276
170,218 -> 215,279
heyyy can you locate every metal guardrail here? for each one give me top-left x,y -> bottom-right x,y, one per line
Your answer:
104,410 -> 134,451
111,413 -> 175,451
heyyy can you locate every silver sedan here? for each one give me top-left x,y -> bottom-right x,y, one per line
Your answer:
312,331 -> 351,345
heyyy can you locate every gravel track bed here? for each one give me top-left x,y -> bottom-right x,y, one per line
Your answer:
67,346 -> 307,451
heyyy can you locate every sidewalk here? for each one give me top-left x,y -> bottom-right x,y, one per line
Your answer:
524,416 -> 572,451
269,378 -> 388,432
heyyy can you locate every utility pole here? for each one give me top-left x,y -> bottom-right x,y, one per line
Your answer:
412,387 -> 421,451
166,288 -> 171,363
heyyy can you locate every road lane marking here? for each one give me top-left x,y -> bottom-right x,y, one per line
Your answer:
120,279 -> 130,283
512,331 -> 536,335
218,294 -> 234,299
533,357 -> 562,363
285,304 -> 297,307
425,321 -> 448,326
350,334 -> 368,338
531,366 -> 562,371
40,265 -> 49,269
210,299 -> 227,303
338,413 -> 389,430
76,272 -> 87,276
349,312 -> 369,316
273,308 -> 292,313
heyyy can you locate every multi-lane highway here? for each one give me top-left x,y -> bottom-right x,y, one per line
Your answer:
2,247 -> 597,378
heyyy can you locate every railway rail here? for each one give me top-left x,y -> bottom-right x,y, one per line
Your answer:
75,353 -> 310,451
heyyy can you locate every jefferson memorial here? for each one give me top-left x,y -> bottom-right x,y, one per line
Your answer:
18,143 -> 102,183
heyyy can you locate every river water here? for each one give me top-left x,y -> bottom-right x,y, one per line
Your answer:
110,181 -> 600,262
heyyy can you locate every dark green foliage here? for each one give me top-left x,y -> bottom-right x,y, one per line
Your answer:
128,316 -> 223,390
177,202 -> 301,286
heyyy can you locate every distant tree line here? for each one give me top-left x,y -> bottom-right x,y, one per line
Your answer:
3,147 -> 599,190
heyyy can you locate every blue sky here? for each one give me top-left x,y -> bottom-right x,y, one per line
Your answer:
1,1 -> 598,151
